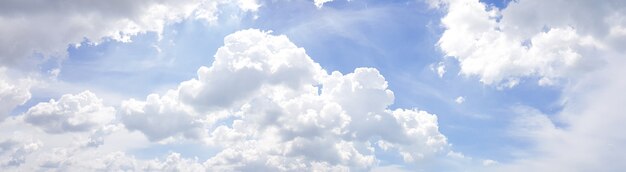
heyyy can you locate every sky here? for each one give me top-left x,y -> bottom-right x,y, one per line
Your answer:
0,0 -> 625,171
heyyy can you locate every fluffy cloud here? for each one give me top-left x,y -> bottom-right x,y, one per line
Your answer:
0,68 -> 32,121
432,0 -> 626,171
0,0 -> 259,65
120,29 -> 450,170
314,0 -> 335,8
0,28 -> 452,171
121,90 -> 203,141
23,91 -> 115,134
431,0 -> 620,86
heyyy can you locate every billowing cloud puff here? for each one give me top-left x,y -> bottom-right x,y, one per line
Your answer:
314,0 -> 335,8
121,90 -> 202,141
120,29 -> 449,170
431,0 -> 626,171
178,29 -> 325,111
0,68 -> 32,121
430,0 -> 625,86
24,91 -> 115,133
0,0 -> 259,64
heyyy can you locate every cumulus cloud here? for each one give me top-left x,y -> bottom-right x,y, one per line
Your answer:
0,28 -> 454,171
120,29 -> 450,170
0,68 -> 32,121
0,0 -> 259,65
431,0 -> 626,171
314,0 -> 335,8
430,0 -> 619,87
120,90 -> 203,141
23,91 -> 115,134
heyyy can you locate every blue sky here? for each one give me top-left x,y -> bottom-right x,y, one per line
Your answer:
1,0 -> 624,171
59,0 -> 520,161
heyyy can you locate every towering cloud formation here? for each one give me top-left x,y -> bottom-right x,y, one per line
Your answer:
120,29 -> 449,170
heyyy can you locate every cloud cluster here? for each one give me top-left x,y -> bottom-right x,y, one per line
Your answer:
0,0 -> 261,125
23,91 -> 115,134
431,0 -> 626,171
431,0 -> 623,86
0,0 -> 259,65
0,0 -> 469,171
0,28 -> 453,171
120,29 -> 450,170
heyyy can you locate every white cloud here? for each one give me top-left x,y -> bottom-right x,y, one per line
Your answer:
437,63 -> 446,78
455,96 -> 464,104
429,62 -> 446,78
23,91 -> 115,134
119,29 -> 451,170
314,0 -> 335,8
0,68 -> 32,121
432,0 -> 626,171
431,0 -> 611,87
0,0 -> 259,65
120,91 -> 202,141
178,29 -> 326,112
